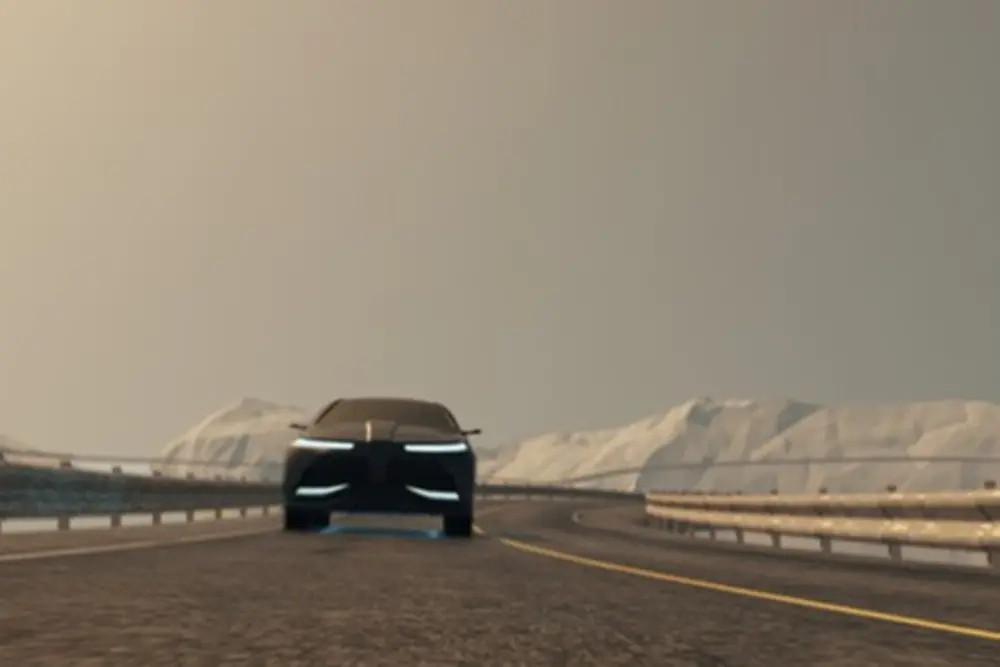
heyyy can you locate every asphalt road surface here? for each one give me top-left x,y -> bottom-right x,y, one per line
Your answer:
1,501 -> 997,666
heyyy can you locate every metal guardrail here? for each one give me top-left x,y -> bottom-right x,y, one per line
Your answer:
0,447 -> 255,468
644,506 -> 1000,559
646,483 -> 1000,521
0,461 -> 281,528
0,460 -> 643,531
644,483 -> 1000,570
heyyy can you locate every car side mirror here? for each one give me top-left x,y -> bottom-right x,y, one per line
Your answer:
289,422 -> 308,431
461,428 -> 482,437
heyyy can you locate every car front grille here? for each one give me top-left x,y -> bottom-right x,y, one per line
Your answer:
297,453 -> 368,487
387,455 -> 456,490
296,441 -> 460,491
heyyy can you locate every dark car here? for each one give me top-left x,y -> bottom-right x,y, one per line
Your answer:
282,396 -> 479,537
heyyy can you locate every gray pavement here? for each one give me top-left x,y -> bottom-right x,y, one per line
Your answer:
0,502 -> 996,666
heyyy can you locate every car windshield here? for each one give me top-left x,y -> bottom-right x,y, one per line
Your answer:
316,399 -> 459,432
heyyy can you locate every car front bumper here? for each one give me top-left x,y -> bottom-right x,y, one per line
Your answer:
282,444 -> 475,517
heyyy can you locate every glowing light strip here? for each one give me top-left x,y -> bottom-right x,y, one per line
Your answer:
402,442 -> 468,454
405,485 -> 460,501
295,483 -> 350,497
293,438 -> 355,451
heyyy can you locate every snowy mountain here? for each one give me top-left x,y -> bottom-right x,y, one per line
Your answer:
0,434 -> 62,467
479,398 -> 1000,492
154,396 -> 1000,492
0,434 -> 30,455
155,397 -> 308,482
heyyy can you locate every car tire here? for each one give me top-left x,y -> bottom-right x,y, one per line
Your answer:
442,514 -> 474,538
283,507 -> 308,532
283,507 -> 304,532
283,507 -> 330,532
311,510 -> 331,530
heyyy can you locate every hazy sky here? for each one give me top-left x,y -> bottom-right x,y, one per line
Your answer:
1,1 -> 998,457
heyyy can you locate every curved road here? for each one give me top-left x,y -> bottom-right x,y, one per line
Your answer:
1,501 -> 998,666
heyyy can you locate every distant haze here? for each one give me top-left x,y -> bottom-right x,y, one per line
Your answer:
1,1 -> 998,457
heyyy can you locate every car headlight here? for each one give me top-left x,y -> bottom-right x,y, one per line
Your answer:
292,438 -> 355,451
403,442 -> 469,454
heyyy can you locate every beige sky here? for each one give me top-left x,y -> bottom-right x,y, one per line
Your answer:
1,1 -> 998,457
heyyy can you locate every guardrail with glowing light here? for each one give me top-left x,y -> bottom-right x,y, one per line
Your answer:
643,484 -> 1000,570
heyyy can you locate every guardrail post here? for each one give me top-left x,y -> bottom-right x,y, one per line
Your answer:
239,507 -> 247,518
107,466 -> 124,527
768,532 -> 781,548
151,512 -> 162,526
186,509 -> 195,522
886,542 -> 903,560
56,458 -> 72,528
987,550 -> 1000,570
975,480 -> 998,520
215,508 -> 223,520
818,536 -> 832,553
733,527 -> 744,544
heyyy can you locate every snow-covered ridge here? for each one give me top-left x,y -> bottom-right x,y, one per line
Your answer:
156,397 -> 308,481
154,396 -> 1000,492
0,434 -> 63,467
0,436 -> 26,456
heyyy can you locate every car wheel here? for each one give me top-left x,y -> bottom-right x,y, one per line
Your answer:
442,514 -> 473,538
283,506 -> 309,532
283,507 -> 329,532
311,510 -> 331,530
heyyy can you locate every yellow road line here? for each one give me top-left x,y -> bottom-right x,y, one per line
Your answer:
473,526 -> 1000,642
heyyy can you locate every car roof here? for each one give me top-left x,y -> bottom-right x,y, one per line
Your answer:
333,396 -> 449,409
313,396 -> 460,428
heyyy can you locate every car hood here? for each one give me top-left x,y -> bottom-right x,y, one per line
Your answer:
304,420 -> 466,444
